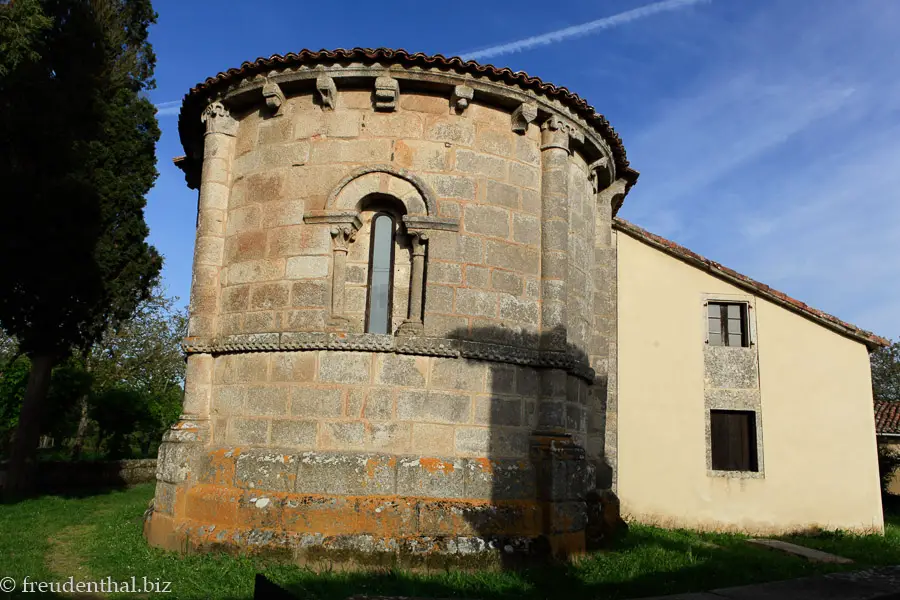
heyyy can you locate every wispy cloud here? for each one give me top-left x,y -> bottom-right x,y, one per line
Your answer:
461,0 -> 711,61
617,1 -> 900,338
155,100 -> 180,116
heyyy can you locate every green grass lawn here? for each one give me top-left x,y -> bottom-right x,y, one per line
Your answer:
1,484 -> 898,600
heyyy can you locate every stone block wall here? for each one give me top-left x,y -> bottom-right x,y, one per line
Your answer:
207,351 -> 539,458
146,58 -> 635,564
218,91 -> 546,343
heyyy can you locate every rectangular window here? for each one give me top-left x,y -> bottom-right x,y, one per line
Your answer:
710,410 -> 758,472
707,302 -> 749,347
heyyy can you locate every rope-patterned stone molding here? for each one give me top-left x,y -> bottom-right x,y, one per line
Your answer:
182,333 -> 595,381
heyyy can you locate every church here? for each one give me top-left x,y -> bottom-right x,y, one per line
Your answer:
144,48 -> 887,563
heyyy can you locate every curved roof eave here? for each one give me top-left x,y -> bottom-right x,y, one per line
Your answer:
175,47 -> 639,187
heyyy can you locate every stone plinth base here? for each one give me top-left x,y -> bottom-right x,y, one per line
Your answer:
144,445 -> 593,566
145,510 -> 552,569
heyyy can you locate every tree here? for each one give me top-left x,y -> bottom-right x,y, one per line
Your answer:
0,0 -> 52,77
82,287 -> 187,458
0,0 -> 161,495
872,340 -> 900,404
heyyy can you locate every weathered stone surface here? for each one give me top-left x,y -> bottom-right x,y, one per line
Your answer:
455,427 -> 528,457
464,205 -> 510,238
291,387 -> 343,417
426,116 -> 475,145
376,354 -> 427,387
285,256 -> 329,279
245,386 -> 289,416
396,457 -> 465,498
319,352 -> 372,384
474,397 -> 523,426
235,449 -> 298,491
296,452 -> 395,495
430,358 -> 486,392
704,347 -> 760,389
397,390 -> 471,424
464,458 -> 535,500
228,418 -> 269,445
270,419 -> 317,448
455,288 -> 498,318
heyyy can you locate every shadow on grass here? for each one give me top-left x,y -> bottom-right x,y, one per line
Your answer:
0,459 -> 155,505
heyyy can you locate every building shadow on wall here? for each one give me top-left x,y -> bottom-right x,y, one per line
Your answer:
440,324 -> 619,572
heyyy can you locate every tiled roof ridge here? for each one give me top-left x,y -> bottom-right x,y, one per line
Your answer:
613,217 -> 890,349
176,47 -> 634,179
875,400 -> 900,434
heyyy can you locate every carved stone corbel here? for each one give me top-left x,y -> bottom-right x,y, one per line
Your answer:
316,74 -> 337,110
511,102 -> 538,134
201,101 -> 238,137
374,75 -> 399,111
262,80 -> 285,116
450,85 -> 474,114
588,157 -> 612,194
597,178 -> 629,213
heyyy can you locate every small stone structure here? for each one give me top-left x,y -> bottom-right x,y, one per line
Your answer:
0,458 -> 157,490
144,48 -> 638,565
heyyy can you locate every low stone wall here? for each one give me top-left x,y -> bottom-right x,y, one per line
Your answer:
0,458 -> 157,490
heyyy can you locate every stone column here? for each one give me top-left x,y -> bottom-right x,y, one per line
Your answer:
181,101 -> 237,433
156,101 -> 237,485
539,116 -> 571,351
327,225 -> 356,329
397,230 -> 427,335
537,116 -> 572,433
588,177 -> 627,491
188,100 -> 238,341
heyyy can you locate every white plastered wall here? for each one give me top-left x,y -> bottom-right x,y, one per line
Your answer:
616,231 -> 883,534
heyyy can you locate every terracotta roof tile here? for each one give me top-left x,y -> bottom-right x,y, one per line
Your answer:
875,401 -> 900,434
613,217 -> 890,350
175,47 -> 638,185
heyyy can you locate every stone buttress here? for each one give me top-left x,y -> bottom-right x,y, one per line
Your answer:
144,48 -> 638,565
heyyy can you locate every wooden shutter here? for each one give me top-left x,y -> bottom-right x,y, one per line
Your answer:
711,410 -> 758,471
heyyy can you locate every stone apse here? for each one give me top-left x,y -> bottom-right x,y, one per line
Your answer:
144,48 -> 639,565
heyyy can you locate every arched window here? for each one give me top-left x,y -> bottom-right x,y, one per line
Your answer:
365,213 -> 396,334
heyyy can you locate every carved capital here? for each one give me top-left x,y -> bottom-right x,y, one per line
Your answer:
408,230 -> 429,257
374,75 -> 399,111
262,80 -> 285,116
316,74 -> 337,110
511,102 -> 538,134
201,101 -> 238,136
450,85 -> 474,114
330,225 -> 357,252
541,115 -> 583,150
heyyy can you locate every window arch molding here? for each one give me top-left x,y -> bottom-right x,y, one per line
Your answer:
327,164 -> 436,217
304,167 -> 458,335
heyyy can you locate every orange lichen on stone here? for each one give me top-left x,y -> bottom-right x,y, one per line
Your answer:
419,457 -> 455,473
282,495 -> 359,535
236,490 -> 287,529
472,457 -> 494,473
185,484 -> 239,526
203,448 -> 238,486
356,497 -> 418,536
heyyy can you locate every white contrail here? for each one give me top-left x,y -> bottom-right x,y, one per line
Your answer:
462,0 -> 712,61
154,100 -> 181,116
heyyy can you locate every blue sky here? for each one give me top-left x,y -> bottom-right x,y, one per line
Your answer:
145,0 -> 900,341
